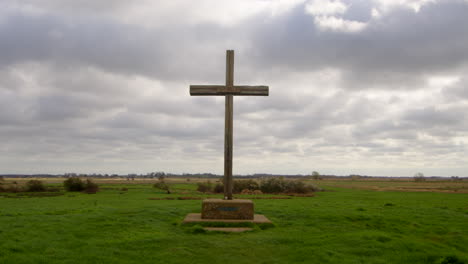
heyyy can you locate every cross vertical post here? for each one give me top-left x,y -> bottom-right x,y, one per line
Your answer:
225,50 -> 234,200
189,50 -> 268,201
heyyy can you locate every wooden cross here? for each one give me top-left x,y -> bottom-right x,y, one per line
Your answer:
190,50 -> 269,200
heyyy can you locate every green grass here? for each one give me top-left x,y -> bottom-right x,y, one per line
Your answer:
0,183 -> 467,264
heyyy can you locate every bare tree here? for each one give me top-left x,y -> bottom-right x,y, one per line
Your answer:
414,172 -> 425,182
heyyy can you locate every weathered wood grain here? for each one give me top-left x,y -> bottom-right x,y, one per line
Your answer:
224,50 -> 234,200
189,50 -> 269,200
190,85 -> 269,96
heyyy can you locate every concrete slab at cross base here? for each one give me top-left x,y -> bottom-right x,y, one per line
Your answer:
202,199 -> 254,220
203,227 -> 253,233
183,213 -> 272,224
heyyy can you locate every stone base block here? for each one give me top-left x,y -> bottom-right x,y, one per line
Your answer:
202,199 -> 254,220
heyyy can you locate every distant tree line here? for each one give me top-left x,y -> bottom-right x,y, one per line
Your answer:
1,173 -> 466,181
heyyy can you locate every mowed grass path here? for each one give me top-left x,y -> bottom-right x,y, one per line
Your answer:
0,183 -> 467,263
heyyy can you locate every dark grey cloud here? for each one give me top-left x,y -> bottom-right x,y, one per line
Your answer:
0,12 -> 240,83
0,14 -> 167,76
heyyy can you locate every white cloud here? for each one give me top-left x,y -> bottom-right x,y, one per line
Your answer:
426,75 -> 460,88
371,8 -> 381,18
314,16 -> 367,32
304,0 -> 367,33
305,0 -> 347,15
264,0 -> 308,17
373,0 -> 438,14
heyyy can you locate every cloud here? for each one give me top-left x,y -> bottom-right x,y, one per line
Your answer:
0,0 -> 467,176
305,0 -> 348,15
313,15 -> 367,32
253,0 -> 468,90
373,0 -> 437,13
304,0 -> 367,32
444,76 -> 468,100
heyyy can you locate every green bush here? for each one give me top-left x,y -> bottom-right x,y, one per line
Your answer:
1,182 -> 23,193
196,181 -> 212,193
213,180 -> 260,194
63,177 -> 99,193
260,177 -> 286,193
213,178 -> 320,194
26,180 -> 46,192
64,177 -> 86,191
213,183 -> 224,193
84,179 -> 99,194
283,180 -> 317,194
260,177 -> 320,194
154,180 -> 171,194
232,179 -> 259,193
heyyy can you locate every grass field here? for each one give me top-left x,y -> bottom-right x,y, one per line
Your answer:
0,178 -> 467,263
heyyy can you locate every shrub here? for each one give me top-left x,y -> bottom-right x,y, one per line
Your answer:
26,180 -> 46,192
1,182 -> 23,193
154,180 -> 171,194
63,177 -> 98,193
284,180 -> 320,193
260,177 -> 286,193
213,180 -> 260,194
84,179 -> 99,194
210,177 -> 320,194
260,177 -> 321,194
241,189 -> 263,195
213,183 -> 224,193
196,181 -> 212,193
64,177 -> 86,191
233,180 -> 259,193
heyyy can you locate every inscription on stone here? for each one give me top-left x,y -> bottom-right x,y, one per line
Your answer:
218,207 -> 239,212
201,199 -> 254,220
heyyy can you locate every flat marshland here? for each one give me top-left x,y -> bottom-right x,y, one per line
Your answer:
0,177 -> 467,263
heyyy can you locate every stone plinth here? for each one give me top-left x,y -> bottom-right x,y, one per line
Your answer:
202,199 -> 254,220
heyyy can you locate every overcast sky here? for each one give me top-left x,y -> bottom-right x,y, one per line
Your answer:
1,0 -> 467,176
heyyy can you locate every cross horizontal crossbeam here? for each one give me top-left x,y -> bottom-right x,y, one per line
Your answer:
190,85 -> 269,96
189,50 -> 269,200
